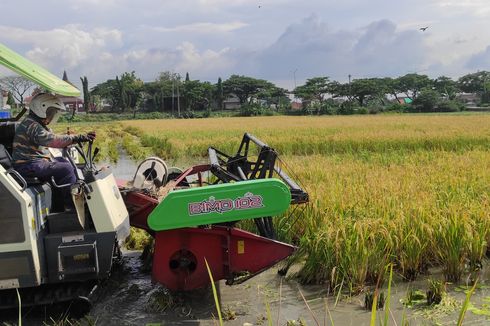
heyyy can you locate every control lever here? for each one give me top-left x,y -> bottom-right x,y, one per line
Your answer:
92,147 -> 100,162
51,176 -> 73,188
87,141 -> 93,170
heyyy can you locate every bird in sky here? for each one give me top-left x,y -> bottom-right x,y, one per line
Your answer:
420,26 -> 429,32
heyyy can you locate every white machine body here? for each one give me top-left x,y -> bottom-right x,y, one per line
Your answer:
85,170 -> 130,242
0,165 -> 42,289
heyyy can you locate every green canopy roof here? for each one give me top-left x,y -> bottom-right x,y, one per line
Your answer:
0,43 -> 81,97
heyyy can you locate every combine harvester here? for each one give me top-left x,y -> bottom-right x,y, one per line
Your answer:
0,43 -> 308,313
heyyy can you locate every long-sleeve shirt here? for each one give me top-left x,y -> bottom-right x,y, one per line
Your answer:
12,115 -> 76,164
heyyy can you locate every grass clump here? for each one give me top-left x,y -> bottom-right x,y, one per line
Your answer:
124,227 -> 152,250
434,215 -> 467,282
426,279 -> 445,306
121,134 -> 150,161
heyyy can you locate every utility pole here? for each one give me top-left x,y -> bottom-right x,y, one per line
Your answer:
348,74 -> 352,101
291,69 -> 298,102
177,82 -> 181,117
293,69 -> 298,89
171,79 -> 175,116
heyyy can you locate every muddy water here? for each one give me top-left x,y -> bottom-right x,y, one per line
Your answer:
6,250 -> 490,325
87,251 -> 217,325
88,255 -> 490,325
196,264 -> 490,326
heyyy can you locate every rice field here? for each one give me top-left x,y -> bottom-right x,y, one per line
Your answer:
62,114 -> 490,293
120,115 -> 490,159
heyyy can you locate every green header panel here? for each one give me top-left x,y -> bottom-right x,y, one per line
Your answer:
0,43 -> 81,97
148,179 -> 291,231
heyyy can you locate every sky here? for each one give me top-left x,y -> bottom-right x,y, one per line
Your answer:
1,0 -> 490,90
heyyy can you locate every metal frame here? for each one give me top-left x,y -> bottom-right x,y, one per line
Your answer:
207,133 -> 309,239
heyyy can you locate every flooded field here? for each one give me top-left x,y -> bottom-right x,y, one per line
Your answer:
2,117 -> 489,325
86,254 -> 490,326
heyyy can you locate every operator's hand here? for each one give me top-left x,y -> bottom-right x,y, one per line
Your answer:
74,131 -> 97,143
86,131 -> 96,141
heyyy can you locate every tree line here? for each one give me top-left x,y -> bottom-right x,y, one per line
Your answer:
2,70 -> 490,116
87,70 -> 490,116
87,72 -> 290,117
291,71 -> 490,114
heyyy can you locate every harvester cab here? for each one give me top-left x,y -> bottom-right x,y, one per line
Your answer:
0,42 -> 309,313
0,43 -> 130,309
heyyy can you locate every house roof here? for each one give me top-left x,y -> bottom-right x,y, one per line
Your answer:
291,102 -> 302,109
223,95 -> 240,103
59,96 -> 83,104
62,70 -> 77,88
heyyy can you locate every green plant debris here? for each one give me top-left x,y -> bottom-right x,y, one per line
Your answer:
468,302 -> 490,317
286,319 -> 307,326
42,315 -> 98,326
455,284 -> 490,293
413,294 -> 460,324
401,289 -> 427,308
124,227 -> 152,250
467,292 -> 490,317
145,288 -> 174,313
222,306 -> 237,321
256,314 -> 267,325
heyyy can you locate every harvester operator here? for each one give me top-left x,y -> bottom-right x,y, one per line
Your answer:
11,93 -> 96,209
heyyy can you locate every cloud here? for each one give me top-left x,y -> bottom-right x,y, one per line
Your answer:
250,16 -> 428,81
466,46 -> 490,69
1,13 -> 488,91
0,23 -> 237,86
0,25 -> 122,71
116,43 -> 235,81
433,0 -> 490,17
197,0 -> 250,5
149,21 -> 248,34
66,0 -> 118,7
176,42 -> 234,73
195,0 -> 290,7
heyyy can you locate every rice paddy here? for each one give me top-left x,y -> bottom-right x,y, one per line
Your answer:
120,114 -> 490,159
61,114 -> 490,293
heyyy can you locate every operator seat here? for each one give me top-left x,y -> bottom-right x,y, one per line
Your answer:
0,122 -> 16,154
0,144 -> 12,170
0,119 -> 13,173
0,122 -> 42,185
0,144 -> 42,185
